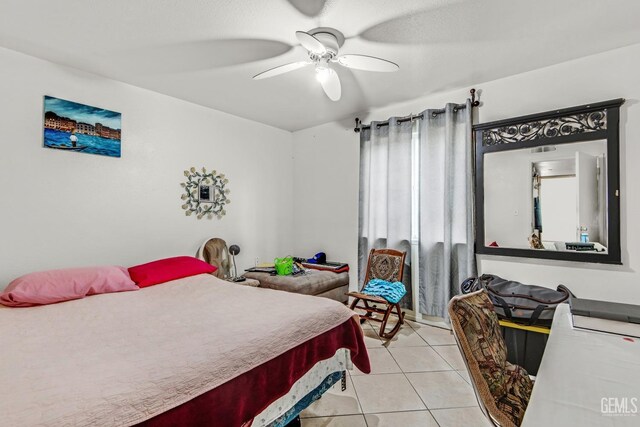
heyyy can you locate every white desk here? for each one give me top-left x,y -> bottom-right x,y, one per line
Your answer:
522,304 -> 640,426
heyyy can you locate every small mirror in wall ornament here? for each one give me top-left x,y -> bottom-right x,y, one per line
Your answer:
180,167 -> 230,219
474,99 -> 624,264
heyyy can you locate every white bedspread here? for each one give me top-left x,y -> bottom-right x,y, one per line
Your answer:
0,274 -> 357,426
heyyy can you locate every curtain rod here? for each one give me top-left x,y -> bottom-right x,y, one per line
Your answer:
354,88 -> 480,133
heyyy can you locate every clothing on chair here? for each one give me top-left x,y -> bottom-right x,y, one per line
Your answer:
362,278 -> 407,304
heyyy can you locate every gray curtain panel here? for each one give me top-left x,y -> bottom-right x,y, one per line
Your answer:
418,100 -> 477,319
358,101 -> 476,318
358,118 -> 413,309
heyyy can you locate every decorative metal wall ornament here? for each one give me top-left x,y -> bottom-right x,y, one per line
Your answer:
180,167 -> 230,219
482,110 -> 607,146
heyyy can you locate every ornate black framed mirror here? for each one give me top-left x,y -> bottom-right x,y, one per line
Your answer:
474,99 -> 624,264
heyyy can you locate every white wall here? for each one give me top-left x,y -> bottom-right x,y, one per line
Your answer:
292,124 -> 361,288
541,176 -> 577,243
0,47 -> 294,287
484,149 -> 533,248
292,43 -> 640,304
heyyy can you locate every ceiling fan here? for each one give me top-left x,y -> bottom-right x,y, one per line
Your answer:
252,27 -> 399,101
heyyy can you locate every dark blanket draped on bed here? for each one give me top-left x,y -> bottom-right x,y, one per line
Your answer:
136,317 -> 370,427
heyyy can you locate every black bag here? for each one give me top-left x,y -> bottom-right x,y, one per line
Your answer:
460,274 -> 574,327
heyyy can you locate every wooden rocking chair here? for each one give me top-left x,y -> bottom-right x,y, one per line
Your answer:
348,248 -> 407,340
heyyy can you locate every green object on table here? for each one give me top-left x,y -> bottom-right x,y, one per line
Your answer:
274,256 -> 294,276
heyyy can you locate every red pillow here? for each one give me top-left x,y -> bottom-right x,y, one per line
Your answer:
128,256 -> 216,288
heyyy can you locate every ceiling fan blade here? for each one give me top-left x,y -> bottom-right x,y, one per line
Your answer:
252,61 -> 310,80
295,31 -> 326,54
319,68 -> 341,101
336,54 -> 399,72
287,0 -> 327,17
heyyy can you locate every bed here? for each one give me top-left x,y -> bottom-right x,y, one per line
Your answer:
0,273 -> 370,426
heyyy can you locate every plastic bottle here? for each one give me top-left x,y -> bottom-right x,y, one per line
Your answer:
580,227 -> 589,243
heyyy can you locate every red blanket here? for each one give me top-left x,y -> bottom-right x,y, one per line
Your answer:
136,316 -> 370,427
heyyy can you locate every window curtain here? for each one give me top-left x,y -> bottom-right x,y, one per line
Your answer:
358,118 -> 413,309
357,100 -> 476,320
418,100 -> 476,319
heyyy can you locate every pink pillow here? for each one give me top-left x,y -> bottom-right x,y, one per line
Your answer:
0,266 -> 138,307
128,256 -> 216,288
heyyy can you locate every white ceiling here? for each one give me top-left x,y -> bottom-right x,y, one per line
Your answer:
2,0 -> 640,131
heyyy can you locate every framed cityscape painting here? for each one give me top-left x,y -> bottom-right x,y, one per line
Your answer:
43,96 -> 122,158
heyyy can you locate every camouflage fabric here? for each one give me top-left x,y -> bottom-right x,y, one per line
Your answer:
450,291 -> 533,426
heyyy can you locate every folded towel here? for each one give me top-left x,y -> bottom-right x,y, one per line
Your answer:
362,278 -> 406,304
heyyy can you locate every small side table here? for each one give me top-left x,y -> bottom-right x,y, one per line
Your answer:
226,277 -> 260,287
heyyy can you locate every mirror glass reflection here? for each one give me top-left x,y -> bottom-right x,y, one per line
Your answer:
483,140 -> 608,253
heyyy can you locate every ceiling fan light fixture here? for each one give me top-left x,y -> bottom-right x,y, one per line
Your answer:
315,62 -> 331,83
253,28 -> 397,102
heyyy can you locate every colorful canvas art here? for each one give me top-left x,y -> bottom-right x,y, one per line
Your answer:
43,96 -> 122,158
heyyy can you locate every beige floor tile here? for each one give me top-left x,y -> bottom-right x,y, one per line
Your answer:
358,320 -> 375,334
364,320 -> 383,334
405,319 -> 427,329
414,325 -> 456,346
301,414 -> 368,427
350,348 -> 401,376
380,325 -> 429,348
431,407 -> 493,427
362,322 -> 378,332
365,316 -> 404,331
406,371 -> 478,409
365,318 -> 399,331
365,317 -> 383,326
457,369 -> 471,384
364,410 -> 439,427
301,375 -> 362,418
406,319 -> 448,330
364,319 -> 390,334
388,346 -> 452,373
351,373 -> 426,414
361,326 -> 386,348
433,345 -> 467,370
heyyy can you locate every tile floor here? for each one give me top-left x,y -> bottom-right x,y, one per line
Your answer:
300,319 -> 492,427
